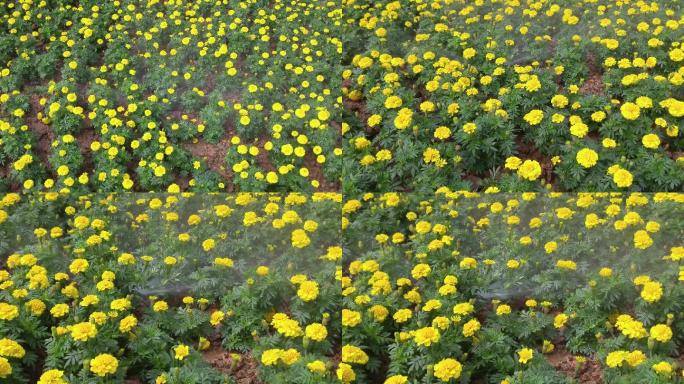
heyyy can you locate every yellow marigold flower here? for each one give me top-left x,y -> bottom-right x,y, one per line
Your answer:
37,369 -> 67,384
210,310 -> 224,326
307,360 -> 327,375
342,344 -> 369,364
0,356 -> 10,378
70,322 -> 97,342
625,350 -> 646,367
50,304 -> 70,318
202,238 -> 215,251
554,313 -> 569,328
384,375 -> 408,384
342,309 -> 362,327
261,348 -> 282,366
496,304 -> 511,316
393,308 -> 413,323
434,126 -> 451,140
517,348 -> 534,364
606,350 -> 628,368
641,133 -> 660,149
305,323 -> 328,342
591,111 -> 606,122
463,122 -> 477,134
384,95 -> 402,109
576,148 -> 598,168
557,259 -> 577,270
641,281 -> 662,303
69,258 -> 89,274
523,109 -> 544,125
297,280 -> 319,302
462,318 -> 481,337
118,315 -> 138,333
433,358 -> 462,382
414,326 -> 440,347
620,102 -> 640,120
0,338 -> 25,358
652,361 -> 673,376
0,303 -> 19,320
505,156 -> 522,170
599,268 -> 613,277
214,257 -> 234,267
551,94 -> 568,108
649,324 -> 672,342
517,160 -> 542,181
174,344 -> 190,360
453,302 -> 475,316
110,298 -> 131,311
291,229 -> 310,248
613,168 -> 633,188
394,108 -> 413,130
633,230 -> 653,249
153,301 -> 168,312
411,263 -> 431,279
90,353 -> 118,376
337,363 -> 356,382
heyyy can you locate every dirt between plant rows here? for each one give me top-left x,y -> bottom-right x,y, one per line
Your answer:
202,345 -> 262,384
546,347 -> 603,384
14,77 -> 339,192
121,346 -> 261,384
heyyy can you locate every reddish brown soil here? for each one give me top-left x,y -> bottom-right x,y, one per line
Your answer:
304,150 -> 339,191
202,345 -> 233,373
75,125 -> 98,151
184,138 -> 233,182
224,89 -> 242,104
547,347 -> 603,384
342,78 -> 376,136
27,94 -> 54,169
668,150 -> 683,161
464,174 -> 483,189
75,127 -> 98,172
579,74 -> 605,96
202,346 -> 262,384
253,135 -> 277,174
580,52 -> 605,96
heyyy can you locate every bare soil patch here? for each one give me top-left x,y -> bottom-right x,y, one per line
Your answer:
547,347 -> 603,384
202,346 -> 262,384
184,138 -> 232,182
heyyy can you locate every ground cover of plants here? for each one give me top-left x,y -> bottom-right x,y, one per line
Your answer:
0,192 -> 342,383
3,0 -> 684,382
342,192 -> 684,383
342,0 -> 684,193
0,0 -> 342,193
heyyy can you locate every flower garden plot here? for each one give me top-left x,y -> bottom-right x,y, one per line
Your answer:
341,192 -> 684,383
0,192 -> 342,383
0,0 -> 342,193
342,0 -> 684,193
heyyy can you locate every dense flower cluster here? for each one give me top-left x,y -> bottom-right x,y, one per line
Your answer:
0,0 -> 342,193
0,192 -> 341,382
342,191 -> 684,383
342,0 -> 684,192
2,0 -> 684,383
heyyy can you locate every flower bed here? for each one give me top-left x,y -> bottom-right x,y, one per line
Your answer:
0,0 -> 342,193
0,192 -> 341,383
342,0 -> 684,192
342,192 -> 684,383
